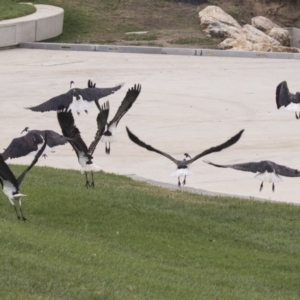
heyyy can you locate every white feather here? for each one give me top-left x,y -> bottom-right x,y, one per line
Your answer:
255,171 -> 282,183
170,168 -> 193,177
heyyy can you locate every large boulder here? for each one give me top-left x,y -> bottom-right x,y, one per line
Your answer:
251,16 -> 279,33
242,24 -> 281,46
268,27 -> 290,46
199,5 -> 241,29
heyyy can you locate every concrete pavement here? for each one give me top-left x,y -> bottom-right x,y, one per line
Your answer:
1,48 -> 300,204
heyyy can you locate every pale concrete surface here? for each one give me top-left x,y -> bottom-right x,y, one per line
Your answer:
0,5 -> 63,48
1,48 -> 300,204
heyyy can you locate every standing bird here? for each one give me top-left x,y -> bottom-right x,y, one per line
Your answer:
26,80 -> 124,115
204,160 -> 300,192
57,102 -> 110,187
126,127 -> 244,187
0,134 -> 47,221
101,84 -> 141,154
276,81 -> 300,119
2,128 -> 67,160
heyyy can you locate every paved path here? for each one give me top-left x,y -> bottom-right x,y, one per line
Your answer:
1,48 -> 300,204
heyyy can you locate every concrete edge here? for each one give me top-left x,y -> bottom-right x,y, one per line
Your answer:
18,42 -> 300,60
0,4 -> 64,48
126,174 -> 300,206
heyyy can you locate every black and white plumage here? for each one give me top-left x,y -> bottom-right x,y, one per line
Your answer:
1,128 -> 67,160
57,102 -> 109,187
102,84 -> 141,154
204,160 -> 300,192
26,80 -> 124,115
126,127 -> 244,187
276,81 -> 300,119
0,134 -> 47,221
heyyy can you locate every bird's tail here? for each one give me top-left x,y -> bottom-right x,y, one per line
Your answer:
13,193 -> 26,199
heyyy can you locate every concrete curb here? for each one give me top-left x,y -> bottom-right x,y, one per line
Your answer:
19,42 -> 300,60
0,4 -> 63,48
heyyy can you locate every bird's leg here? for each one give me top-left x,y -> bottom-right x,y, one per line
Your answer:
296,112 -> 299,120
108,143 -> 111,155
85,110 -> 88,114
77,112 -> 80,116
183,175 -> 186,186
272,183 -> 275,192
19,207 -> 27,221
259,182 -> 263,192
90,171 -> 95,188
42,154 -> 47,159
13,206 -> 21,220
85,172 -> 90,188
178,177 -> 181,187
105,143 -> 111,155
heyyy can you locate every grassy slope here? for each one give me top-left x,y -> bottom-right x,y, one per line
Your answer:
0,1 -> 36,21
0,165 -> 299,299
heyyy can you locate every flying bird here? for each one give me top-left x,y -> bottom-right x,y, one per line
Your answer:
101,84 -> 141,154
126,127 -> 244,187
0,134 -> 47,221
26,80 -> 124,115
2,128 -> 67,160
204,160 -> 300,192
276,81 -> 300,119
57,102 -> 109,187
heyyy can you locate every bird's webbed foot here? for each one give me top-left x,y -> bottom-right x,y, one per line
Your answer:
42,154 -> 47,159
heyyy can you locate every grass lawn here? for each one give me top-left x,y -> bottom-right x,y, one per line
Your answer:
0,0 -> 36,21
0,164 -> 299,299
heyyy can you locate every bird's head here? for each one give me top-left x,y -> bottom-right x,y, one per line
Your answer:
70,81 -> 75,89
184,153 -> 191,160
21,127 -> 29,134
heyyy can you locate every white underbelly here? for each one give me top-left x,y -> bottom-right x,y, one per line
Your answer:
170,168 -> 193,177
255,171 -> 282,183
285,102 -> 300,112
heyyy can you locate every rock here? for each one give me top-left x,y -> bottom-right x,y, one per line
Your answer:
242,24 -> 281,46
251,16 -> 279,33
272,45 -> 299,53
199,5 -> 241,30
218,38 -> 254,51
268,27 -> 290,46
207,21 -> 244,39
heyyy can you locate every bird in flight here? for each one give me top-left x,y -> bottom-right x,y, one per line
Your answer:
126,127 -> 244,187
26,80 -> 124,115
101,84 -> 141,154
204,159 -> 300,192
276,81 -> 300,119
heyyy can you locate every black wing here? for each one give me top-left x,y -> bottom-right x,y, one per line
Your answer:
107,84 -> 141,132
1,132 -> 44,160
81,82 -> 125,102
276,81 -> 290,108
17,134 -> 48,185
88,101 -> 110,155
126,127 -> 179,165
26,91 -> 74,112
203,160 -> 264,173
272,162 -> 300,177
33,130 -> 68,147
57,107 -> 89,155
186,130 -> 244,165
0,155 -> 19,188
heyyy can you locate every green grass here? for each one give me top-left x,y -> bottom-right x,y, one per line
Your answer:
0,165 -> 300,299
169,37 -> 218,45
0,0 -> 36,21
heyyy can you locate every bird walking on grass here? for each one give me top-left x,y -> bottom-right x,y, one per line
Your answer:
0,134 -> 47,221
57,101 -> 110,187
